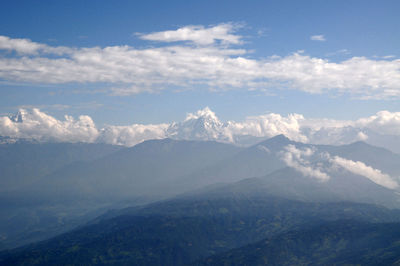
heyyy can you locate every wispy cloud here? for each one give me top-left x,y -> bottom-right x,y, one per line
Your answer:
280,144 -> 330,181
329,155 -> 399,189
373,55 -> 396,60
139,23 -> 243,45
17,104 -> 72,111
325,49 -> 350,57
16,102 -> 104,111
310,35 -> 326,41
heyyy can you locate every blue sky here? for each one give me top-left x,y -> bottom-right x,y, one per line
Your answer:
1,0 -> 400,126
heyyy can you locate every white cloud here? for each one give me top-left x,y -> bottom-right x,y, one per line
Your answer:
261,54 -> 400,97
0,35 -> 72,55
356,131 -> 368,141
1,108 -> 400,150
383,55 -> 396,59
4,108 -> 399,191
355,111 -> 400,136
279,144 -> 399,188
110,85 -> 155,96
0,35 -> 44,54
280,144 -> 330,181
373,55 -> 396,60
330,155 -> 399,189
0,109 -> 99,143
1,24 -> 400,99
310,35 -> 326,41
325,49 -> 350,57
0,108 -> 168,146
98,124 -> 169,147
225,113 -> 307,143
139,23 -> 242,45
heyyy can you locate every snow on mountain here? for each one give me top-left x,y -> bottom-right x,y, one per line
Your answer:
10,109 -> 27,123
167,107 -> 230,142
1,108 -> 400,154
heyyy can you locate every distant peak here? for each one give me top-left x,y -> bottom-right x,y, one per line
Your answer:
184,107 -> 220,123
254,134 -> 295,150
10,109 -> 28,123
268,134 -> 291,142
273,134 -> 289,139
166,107 -> 228,142
348,140 -> 369,147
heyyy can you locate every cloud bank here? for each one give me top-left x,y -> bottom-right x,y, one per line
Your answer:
2,108 -> 400,151
97,124 -> 169,147
1,23 -> 400,99
0,109 -> 98,143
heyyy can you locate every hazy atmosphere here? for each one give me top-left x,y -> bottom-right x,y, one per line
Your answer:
1,1 -> 400,265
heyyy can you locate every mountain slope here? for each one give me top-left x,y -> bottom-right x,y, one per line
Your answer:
2,135 -> 400,253
197,220 -> 400,265
0,142 -> 121,191
1,139 -> 241,250
2,195 -> 400,266
31,138 -> 242,202
167,135 -> 294,191
169,135 -> 400,198
197,165 -> 400,209
322,140 -> 400,176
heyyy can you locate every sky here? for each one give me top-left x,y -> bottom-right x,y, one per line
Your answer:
0,0 -> 400,146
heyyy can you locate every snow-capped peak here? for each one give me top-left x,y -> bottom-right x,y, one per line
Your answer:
167,107 -> 227,142
10,109 -> 28,123
184,107 -> 221,123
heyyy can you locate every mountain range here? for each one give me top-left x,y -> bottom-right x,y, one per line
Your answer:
3,107 -> 400,154
1,134 -> 400,264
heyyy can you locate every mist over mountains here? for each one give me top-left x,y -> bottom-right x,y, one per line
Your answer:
2,107 -> 400,153
1,133 -> 400,256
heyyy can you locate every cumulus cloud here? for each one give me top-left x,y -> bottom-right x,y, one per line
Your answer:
0,35 -> 44,54
329,155 -> 399,189
280,144 -> 330,181
0,108 -> 168,146
310,35 -> 326,41
0,109 -> 99,143
262,54 -> 400,97
139,23 -> 242,45
355,110 -> 400,136
356,131 -> 368,141
1,108 -> 400,150
97,124 -> 168,147
0,107 -> 307,146
225,113 -> 307,143
292,111 -> 400,147
1,23 -> 400,99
